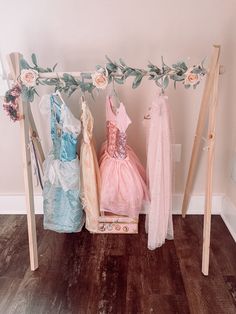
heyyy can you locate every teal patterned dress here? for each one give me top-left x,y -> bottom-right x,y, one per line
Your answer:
43,94 -> 85,233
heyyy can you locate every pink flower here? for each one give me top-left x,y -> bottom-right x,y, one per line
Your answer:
184,68 -> 200,86
20,69 -> 38,87
92,71 -> 108,89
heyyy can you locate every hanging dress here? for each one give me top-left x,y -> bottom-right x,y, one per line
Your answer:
42,94 -> 85,233
99,96 -> 149,218
80,100 -> 101,232
145,95 -> 174,249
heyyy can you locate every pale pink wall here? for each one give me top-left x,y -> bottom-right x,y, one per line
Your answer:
224,15 -> 236,206
0,0 -> 235,199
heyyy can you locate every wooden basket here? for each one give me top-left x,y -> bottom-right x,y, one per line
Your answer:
97,214 -> 138,234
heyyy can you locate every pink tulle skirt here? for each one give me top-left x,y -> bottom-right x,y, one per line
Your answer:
99,143 -> 149,218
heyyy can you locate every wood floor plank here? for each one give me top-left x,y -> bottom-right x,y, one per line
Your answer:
147,295 -> 190,314
0,215 -> 43,279
0,214 -> 235,314
146,241 -> 186,295
174,215 -> 236,314
211,216 -> 236,276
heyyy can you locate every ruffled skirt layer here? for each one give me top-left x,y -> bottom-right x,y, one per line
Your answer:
43,152 -> 85,233
99,144 -> 149,218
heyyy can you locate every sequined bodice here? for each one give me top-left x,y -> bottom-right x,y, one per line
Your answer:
106,121 -> 127,159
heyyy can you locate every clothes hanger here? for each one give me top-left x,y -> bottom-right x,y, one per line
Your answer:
52,74 -> 65,106
55,89 -> 65,104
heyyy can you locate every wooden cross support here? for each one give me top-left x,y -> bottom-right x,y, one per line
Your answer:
181,45 -> 221,276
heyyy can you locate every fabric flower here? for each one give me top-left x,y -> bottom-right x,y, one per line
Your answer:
184,68 -> 200,86
92,70 -> 108,89
3,84 -> 22,122
20,69 -> 39,87
10,85 -> 21,97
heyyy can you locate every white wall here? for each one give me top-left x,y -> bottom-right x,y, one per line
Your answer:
0,0 -> 235,203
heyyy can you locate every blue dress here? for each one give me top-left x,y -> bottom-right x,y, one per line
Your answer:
43,94 -> 85,233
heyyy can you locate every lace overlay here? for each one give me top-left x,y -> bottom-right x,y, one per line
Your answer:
106,121 -> 127,159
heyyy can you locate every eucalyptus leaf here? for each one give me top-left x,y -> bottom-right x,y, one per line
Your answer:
63,73 -> 77,85
149,67 -> 161,75
22,87 -> 35,102
191,66 -> 202,74
124,68 -> 136,78
132,74 -> 143,89
172,61 -> 188,72
105,55 -> 113,64
163,76 -> 169,89
106,63 -> 117,72
21,85 -> 29,101
37,67 -> 47,73
170,74 -> 185,81
28,90 -> 35,102
114,77 -> 124,84
119,58 -> 126,67
20,58 -> 31,70
95,65 -> 102,71
31,53 -> 37,66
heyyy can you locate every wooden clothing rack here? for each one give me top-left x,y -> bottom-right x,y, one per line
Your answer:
7,45 -> 222,275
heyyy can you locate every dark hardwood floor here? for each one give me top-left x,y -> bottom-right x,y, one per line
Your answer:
0,215 -> 235,314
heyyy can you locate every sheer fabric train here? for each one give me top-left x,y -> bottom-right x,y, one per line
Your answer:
145,95 -> 174,249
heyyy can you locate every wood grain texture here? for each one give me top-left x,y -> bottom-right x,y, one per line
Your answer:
0,215 -> 235,314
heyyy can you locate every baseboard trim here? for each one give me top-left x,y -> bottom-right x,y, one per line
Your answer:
221,196 -> 236,242
0,192 -> 235,242
0,194 -> 43,214
172,193 -> 223,215
0,193 -> 224,215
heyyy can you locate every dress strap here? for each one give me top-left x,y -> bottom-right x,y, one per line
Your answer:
116,102 -> 131,133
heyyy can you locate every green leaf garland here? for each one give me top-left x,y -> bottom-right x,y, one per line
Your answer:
17,53 -> 207,103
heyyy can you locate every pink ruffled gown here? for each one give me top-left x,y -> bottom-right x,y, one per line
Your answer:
99,96 -> 149,218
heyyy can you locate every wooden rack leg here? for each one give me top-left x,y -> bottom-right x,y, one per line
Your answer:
8,52 -> 38,271
182,45 -> 221,217
202,62 -> 220,275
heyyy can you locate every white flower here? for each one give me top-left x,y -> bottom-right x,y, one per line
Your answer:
92,70 -> 108,89
184,68 -> 200,86
20,69 -> 38,87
